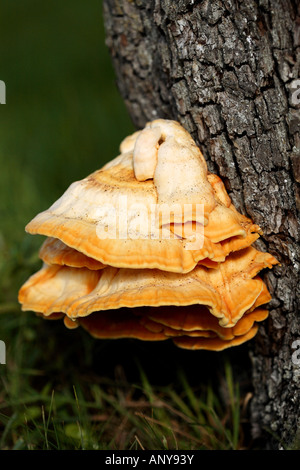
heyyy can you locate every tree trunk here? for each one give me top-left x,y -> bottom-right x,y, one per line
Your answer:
103,0 -> 300,449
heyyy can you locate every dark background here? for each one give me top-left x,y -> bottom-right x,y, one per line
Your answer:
0,0 -> 134,250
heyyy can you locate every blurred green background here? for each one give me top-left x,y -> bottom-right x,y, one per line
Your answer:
0,0 -> 134,256
0,1 -> 252,450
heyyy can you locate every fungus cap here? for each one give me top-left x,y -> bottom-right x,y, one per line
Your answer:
40,307 -> 268,351
25,120 -> 262,274
19,246 -> 277,328
18,119 -> 279,351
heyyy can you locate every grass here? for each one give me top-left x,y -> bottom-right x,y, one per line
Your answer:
0,0 -> 255,451
0,308 -> 250,450
0,233 -> 254,451
0,244 -> 252,450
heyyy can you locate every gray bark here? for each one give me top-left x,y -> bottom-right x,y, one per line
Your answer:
103,0 -> 300,449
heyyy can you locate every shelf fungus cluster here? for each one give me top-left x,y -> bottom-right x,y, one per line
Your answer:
18,119 -> 278,351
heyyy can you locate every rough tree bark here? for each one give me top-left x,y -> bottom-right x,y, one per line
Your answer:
103,0 -> 300,449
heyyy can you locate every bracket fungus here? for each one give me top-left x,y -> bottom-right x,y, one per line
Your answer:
19,119 -> 278,351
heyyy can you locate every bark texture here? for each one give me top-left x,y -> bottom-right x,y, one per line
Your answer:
103,0 -> 300,448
